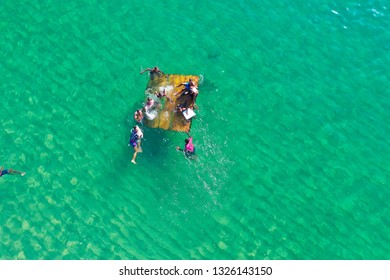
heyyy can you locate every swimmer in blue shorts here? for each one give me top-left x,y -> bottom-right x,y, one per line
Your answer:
128,125 -> 143,164
0,166 -> 26,177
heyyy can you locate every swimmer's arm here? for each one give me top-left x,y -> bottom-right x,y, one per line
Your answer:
140,68 -> 152,74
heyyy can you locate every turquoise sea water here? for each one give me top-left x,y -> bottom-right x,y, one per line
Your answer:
1,0 -> 389,259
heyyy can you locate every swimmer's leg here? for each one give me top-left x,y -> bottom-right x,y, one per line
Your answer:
131,148 -> 138,164
9,169 -> 26,176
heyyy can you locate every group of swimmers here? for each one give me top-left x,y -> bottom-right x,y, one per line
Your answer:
140,66 -> 198,113
128,123 -> 196,164
129,66 -> 197,164
174,78 -> 199,113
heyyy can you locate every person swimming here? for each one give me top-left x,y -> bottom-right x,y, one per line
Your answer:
154,89 -> 173,102
143,97 -> 160,120
176,132 -> 196,158
129,125 -> 143,164
140,66 -> 165,79
0,166 -> 26,177
144,97 -> 155,111
134,109 -> 144,123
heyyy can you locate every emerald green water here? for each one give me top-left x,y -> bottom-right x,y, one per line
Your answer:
1,0 -> 389,259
